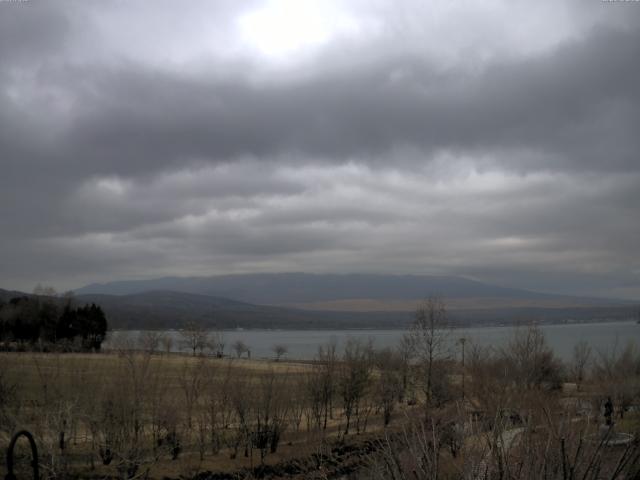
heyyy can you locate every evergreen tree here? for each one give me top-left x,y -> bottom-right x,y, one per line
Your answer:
0,297 -> 108,351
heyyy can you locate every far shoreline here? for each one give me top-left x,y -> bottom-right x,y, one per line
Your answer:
108,317 -> 638,333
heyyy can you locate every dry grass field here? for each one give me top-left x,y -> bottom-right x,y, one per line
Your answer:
0,352 -> 311,403
0,349 -> 406,479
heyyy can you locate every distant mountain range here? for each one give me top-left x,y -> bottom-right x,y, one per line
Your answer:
76,273 -> 626,305
2,274 -> 637,330
0,289 -> 27,303
72,273 -> 637,329
0,287 -> 408,329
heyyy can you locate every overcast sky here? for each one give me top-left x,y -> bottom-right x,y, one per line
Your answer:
1,0 -> 639,298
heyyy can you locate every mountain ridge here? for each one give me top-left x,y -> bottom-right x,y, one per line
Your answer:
75,273 -> 632,306
2,286 -> 637,330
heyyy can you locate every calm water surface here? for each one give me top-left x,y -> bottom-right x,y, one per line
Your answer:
107,321 -> 640,361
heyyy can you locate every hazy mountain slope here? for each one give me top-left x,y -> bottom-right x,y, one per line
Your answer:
0,288 -> 26,302
76,273 -> 619,306
74,291 -> 639,330
1,287 -> 391,329
74,290 -> 419,329
74,290 -> 317,329
282,296 -> 631,312
3,286 -> 637,330
72,274 -> 638,329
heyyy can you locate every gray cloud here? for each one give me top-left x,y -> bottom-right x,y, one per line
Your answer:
1,0 -> 639,298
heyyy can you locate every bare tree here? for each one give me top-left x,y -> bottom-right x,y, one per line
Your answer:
209,331 -> 225,358
251,368 -> 291,463
369,398 -> 640,480
180,321 -> 209,356
409,296 -> 450,405
0,360 -> 19,439
593,340 -> 640,419
305,367 -> 325,431
288,377 -> 307,433
570,340 -> 592,386
467,343 -> 512,422
178,358 -> 208,429
232,339 -> 249,358
201,360 -> 225,456
137,331 -> 163,354
317,340 -> 338,430
95,349 -> 158,479
373,348 -> 403,426
228,370 -> 252,459
160,334 -> 173,355
271,344 -> 288,361
396,334 -> 413,402
33,284 -> 58,297
338,338 -> 373,435
502,324 -> 563,390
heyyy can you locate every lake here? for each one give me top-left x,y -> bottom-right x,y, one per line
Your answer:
106,320 -> 640,362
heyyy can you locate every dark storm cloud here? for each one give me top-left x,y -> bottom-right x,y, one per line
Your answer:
1,0 -> 639,297
0,2 -> 69,64
12,23 -> 638,176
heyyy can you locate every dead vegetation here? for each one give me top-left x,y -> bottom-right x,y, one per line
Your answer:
1,304 -> 639,479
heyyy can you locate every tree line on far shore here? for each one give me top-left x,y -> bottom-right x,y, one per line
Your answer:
0,287 -> 107,351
